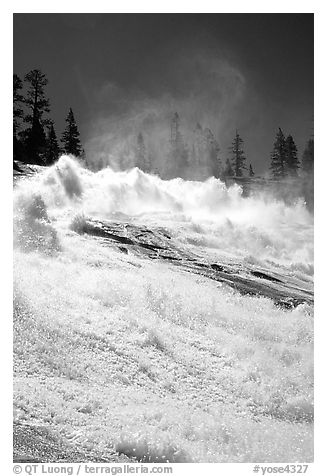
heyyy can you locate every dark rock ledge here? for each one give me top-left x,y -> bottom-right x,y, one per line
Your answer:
73,217 -> 313,309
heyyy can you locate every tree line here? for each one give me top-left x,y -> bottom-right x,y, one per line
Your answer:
134,113 -> 256,180
269,127 -> 313,179
13,70 -> 314,180
13,69 -> 83,166
134,112 -> 313,180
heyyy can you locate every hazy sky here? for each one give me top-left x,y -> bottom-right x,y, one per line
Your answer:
13,13 -> 313,174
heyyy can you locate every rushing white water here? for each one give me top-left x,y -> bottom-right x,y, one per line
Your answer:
14,155 -> 313,273
13,156 -> 314,462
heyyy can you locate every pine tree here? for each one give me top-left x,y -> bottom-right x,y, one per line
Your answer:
44,123 -> 60,165
171,112 -> 182,146
168,112 -> 188,177
302,138 -> 314,174
23,69 -> 50,164
285,135 -> 300,176
224,158 -> 234,177
270,128 -> 287,179
61,108 -> 82,157
215,154 -> 224,179
13,74 -> 25,161
25,118 -> 47,165
204,128 -> 221,178
249,163 -> 255,177
230,130 -> 247,177
13,74 -> 24,138
190,124 -> 222,179
192,123 -> 205,168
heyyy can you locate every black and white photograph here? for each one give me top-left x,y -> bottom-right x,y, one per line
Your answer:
12,9 -> 315,470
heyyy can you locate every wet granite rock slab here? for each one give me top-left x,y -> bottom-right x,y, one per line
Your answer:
74,217 -> 313,309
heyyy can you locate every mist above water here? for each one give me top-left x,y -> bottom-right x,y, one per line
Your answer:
84,52 -> 248,175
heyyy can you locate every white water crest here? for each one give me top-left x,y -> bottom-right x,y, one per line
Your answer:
13,155 -> 313,462
14,155 -> 313,274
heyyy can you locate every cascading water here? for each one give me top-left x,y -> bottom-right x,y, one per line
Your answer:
14,155 -> 313,272
13,155 -> 314,462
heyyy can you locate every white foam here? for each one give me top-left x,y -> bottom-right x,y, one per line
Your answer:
13,155 -> 314,462
13,155 -> 313,273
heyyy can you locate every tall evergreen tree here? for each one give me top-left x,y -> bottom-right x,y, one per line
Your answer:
230,130 -> 247,177
168,112 -> 189,177
249,163 -> 255,177
61,108 -> 82,157
302,138 -> 314,174
204,128 -> 222,178
215,153 -> 224,179
190,123 -> 222,179
270,128 -> 287,178
192,123 -> 204,167
13,74 -> 24,138
285,135 -> 300,176
23,69 -> 50,164
44,123 -> 60,166
13,74 -> 25,161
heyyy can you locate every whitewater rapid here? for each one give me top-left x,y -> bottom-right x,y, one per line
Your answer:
14,155 -> 313,275
13,156 -> 314,462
